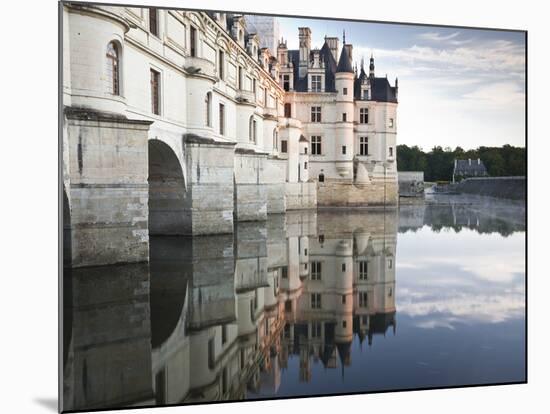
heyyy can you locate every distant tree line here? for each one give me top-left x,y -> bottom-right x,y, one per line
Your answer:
397,144 -> 526,182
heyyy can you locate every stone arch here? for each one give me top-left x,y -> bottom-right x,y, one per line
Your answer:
148,139 -> 187,235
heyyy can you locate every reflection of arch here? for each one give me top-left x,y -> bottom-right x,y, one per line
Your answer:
63,185 -> 72,267
148,139 -> 187,235
62,184 -> 73,367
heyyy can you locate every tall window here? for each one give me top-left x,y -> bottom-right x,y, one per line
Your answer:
190,26 -> 197,56
284,103 -> 291,118
311,106 -> 321,122
252,78 -> 257,98
389,118 -> 394,127
219,103 -> 225,135
149,8 -> 159,37
249,116 -> 257,143
360,137 -> 368,156
360,108 -> 369,124
342,113 -> 347,122
238,66 -> 243,89
273,129 -> 278,150
359,261 -> 368,280
311,75 -> 321,92
311,322 -> 322,338
343,87 -> 348,95
205,92 -> 212,127
342,145 -> 346,155
208,338 -> 215,368
311,136 -> 321,155
311,293 -> 322,309
106,42 -> 120,95
218,50 -> 224,80
389,147 -> 393,157
359,292 -> 368,307
282,74 -> 290,91
264,88 -> 268,106
150,69 -> 160,115
281,140 -> 288,153
311,261 -> 322,280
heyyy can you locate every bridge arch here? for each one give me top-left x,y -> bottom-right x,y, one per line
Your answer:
148,139 -> 187,235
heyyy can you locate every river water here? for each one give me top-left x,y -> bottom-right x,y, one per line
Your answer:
62,194 -> 526,411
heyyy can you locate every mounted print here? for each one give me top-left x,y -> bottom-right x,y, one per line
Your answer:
60,1 -> 526,412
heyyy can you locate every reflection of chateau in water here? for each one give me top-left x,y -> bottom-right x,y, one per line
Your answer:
63,210 -> 397,410
399,195 -> 525,236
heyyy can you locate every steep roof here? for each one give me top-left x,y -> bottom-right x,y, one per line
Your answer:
454,159 -> 488,175
336,44 -> 354,73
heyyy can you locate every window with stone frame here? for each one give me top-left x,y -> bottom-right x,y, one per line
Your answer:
311,75 -> 322,92
311,293 -> 322,309
149,8 -> 159,37
311,136 -> 322,155
281,140 -> 288,153
106,42 -> 120,95
284,103 -> 292,118
282,74 -> 290,91
150,69 -> 161,115
359,291 -> 368,307
311,106 -> 321,122
359,260 -> 368,280
310,262 -> 321,280
359,136 -> 369,156
219,103 -> 225,135
218,50 -> 225,80
190,26 -> 197,57
359,107 -> 369,124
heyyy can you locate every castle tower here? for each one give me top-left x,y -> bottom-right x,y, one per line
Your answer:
334,31 -> 355,180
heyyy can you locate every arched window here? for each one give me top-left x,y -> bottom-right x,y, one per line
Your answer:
273,129 -> 278,150
249,116 -> 257,143
106,42 -> 120,95
205,92 -> 212,127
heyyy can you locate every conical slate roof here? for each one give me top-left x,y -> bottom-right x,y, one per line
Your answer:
336,45 -> 353,73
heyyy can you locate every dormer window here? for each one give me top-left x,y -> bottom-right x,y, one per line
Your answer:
311,75 -> 322,92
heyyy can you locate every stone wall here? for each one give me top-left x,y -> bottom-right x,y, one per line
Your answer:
64,108 -> 152,267
184,138 -> 236,234
285,182 -> 317,210
398,171 -> 425,197
455,176 -> 526,200
317,180 -> 398,207
234,152 -> 268,221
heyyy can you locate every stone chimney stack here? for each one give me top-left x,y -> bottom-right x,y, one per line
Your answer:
298,27 -> 311,79
344,43 -> 353,61
325,36 -> 339,62
277,38 -> 288,65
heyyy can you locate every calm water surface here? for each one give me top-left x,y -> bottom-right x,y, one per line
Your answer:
62,195 -> 525,411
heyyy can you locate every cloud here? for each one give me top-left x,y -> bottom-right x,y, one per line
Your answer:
418,31 -> 460,41
462,82 -> 525,106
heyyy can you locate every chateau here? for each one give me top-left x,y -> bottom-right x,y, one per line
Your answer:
62,4 -> 398,267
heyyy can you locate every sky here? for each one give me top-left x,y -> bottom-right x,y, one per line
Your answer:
274,16 -> 526,151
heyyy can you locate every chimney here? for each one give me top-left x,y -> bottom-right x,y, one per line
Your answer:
277,38 -> 288,65
344,43 -> 353,61
298,27 -> 311,78
325,36 -> 339,62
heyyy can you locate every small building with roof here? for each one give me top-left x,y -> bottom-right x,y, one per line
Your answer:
452,158 -> 489,183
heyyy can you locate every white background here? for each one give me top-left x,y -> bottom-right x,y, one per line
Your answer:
1,0 -> 546,412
